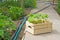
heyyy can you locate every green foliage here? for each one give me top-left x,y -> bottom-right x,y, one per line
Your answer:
0,0 -> 36,9
28,13 -> 48,24
24,0 -> 36,8
0,6 -> 24,20
7,6 -> 24,20
0,7 -> 9,15
0,0 -> 21,7
0,13 -> 16,40
57,0 -> 60,14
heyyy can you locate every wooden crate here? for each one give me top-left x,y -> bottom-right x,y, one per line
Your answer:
26,21 -> 52,34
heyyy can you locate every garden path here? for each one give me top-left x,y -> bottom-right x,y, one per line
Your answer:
23,4 -> 60,40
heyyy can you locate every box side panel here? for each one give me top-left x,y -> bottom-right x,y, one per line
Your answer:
34,27 -> 52,34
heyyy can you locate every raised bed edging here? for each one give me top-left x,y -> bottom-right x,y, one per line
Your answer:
26,21 -> 52,34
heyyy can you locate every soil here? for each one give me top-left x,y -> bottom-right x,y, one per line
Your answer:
14,21 -> 19,27
25,8 -> 31,15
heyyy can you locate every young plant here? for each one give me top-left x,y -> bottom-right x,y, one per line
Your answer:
0,13 -> 16,40
28,13 -> 48,24
7,6 -> 24,20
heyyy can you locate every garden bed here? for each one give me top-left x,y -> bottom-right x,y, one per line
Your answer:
26,13 -> 52,35
0,0 -> 36,40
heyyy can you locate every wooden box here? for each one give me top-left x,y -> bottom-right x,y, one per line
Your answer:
26,21 -> 52,34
